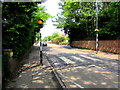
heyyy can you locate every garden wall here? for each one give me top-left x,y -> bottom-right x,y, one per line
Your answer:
71,40 -> 120,54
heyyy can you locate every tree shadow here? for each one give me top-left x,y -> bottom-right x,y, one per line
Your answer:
47,52 -> 119,88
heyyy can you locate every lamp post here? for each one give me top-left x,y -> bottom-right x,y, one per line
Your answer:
38,19 -> 44,65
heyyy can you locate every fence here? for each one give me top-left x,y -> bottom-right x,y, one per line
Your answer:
71,40 -> 120,54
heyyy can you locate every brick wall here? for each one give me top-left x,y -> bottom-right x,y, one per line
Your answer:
71,40 -> 120,54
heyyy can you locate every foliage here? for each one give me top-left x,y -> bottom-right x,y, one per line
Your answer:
42,36 -> 52,41
54,2 -> 97,42
36,32 -> 40,41
51,36 -> 65,43
99,2 -> 120,40
42,32 -> 65,43
60,42 -> 69,45
2,2 -> 51,58
54,2 -> 120,43
65,34 -> 70,40
51,32 -> 59,39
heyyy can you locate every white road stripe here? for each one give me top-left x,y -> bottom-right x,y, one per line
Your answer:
59,72 -> 84,88
71,56 -> 84,62
54,63 -> 60,65
59,56 -> 75,64
71,81 -> 84,88
80,55 -> 101,62
71,56 -> 80,60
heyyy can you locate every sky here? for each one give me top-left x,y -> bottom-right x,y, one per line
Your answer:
40,0 -> 64,39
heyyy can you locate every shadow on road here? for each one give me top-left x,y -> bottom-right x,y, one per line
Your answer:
47,52 -> 118,88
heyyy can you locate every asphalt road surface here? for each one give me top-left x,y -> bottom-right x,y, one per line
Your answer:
43,43 -> 119,88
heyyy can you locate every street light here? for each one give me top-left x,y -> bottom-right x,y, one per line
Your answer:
38,19 -> 44,65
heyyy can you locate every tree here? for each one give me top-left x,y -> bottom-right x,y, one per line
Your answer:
54,2 -> 120,43
51,36 -> 65,43
42,32 -> 65,43
2,2 -> 51,58
42,36 -> 52,41
99,2 -> 120,40
51,32 -> 59,38
54,2 -> 97,42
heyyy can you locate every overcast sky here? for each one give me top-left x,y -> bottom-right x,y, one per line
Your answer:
40,0 -> 64,39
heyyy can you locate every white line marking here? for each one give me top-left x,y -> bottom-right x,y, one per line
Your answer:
59,56 -> 75,64
54,63 -> 60,65
80,55 -> 101,62
71,81 -> 84,88
59,72 -> 84,88
71,56 -> 80,60
71,56 -> 84,62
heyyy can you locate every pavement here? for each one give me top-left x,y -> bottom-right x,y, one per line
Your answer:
4,45 -> 59,89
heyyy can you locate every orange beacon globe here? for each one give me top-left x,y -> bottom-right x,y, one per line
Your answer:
38,20 -> 43,24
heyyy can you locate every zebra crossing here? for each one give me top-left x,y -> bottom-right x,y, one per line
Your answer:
79,55 -> 102,62
71,56 -> 85,62
47,53 -> 118,73
55,54 -> 118,71
57,54 -> 102,64
59,56 -> 75,64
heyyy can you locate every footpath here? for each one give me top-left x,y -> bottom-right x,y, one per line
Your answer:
4,45 -> 60,89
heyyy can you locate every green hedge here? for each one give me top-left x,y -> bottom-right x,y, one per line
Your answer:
2,2 -> 51,58
60,42 -> 70,45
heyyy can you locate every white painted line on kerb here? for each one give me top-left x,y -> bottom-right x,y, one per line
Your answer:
59,57 -> 75,64
71,56 -> 84,62
80,55 -> 101,62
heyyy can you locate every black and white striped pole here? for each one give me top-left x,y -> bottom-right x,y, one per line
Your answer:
38,19 -> 44,65
40,32 -> 43,65
95,0 -> 99,54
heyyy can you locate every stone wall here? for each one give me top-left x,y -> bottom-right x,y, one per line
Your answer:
71,40 -> 120,54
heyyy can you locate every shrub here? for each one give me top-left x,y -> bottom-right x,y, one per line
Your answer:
51,36 -> 65,43
60,42 -> 69,45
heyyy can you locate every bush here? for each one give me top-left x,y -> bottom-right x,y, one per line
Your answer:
60,42 -> 69,45
51,36 -> 65,43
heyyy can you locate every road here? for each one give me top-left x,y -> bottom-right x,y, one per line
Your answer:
43,43 -> 119,88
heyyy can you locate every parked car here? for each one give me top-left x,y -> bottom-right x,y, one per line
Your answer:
42,42 -> 47,46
